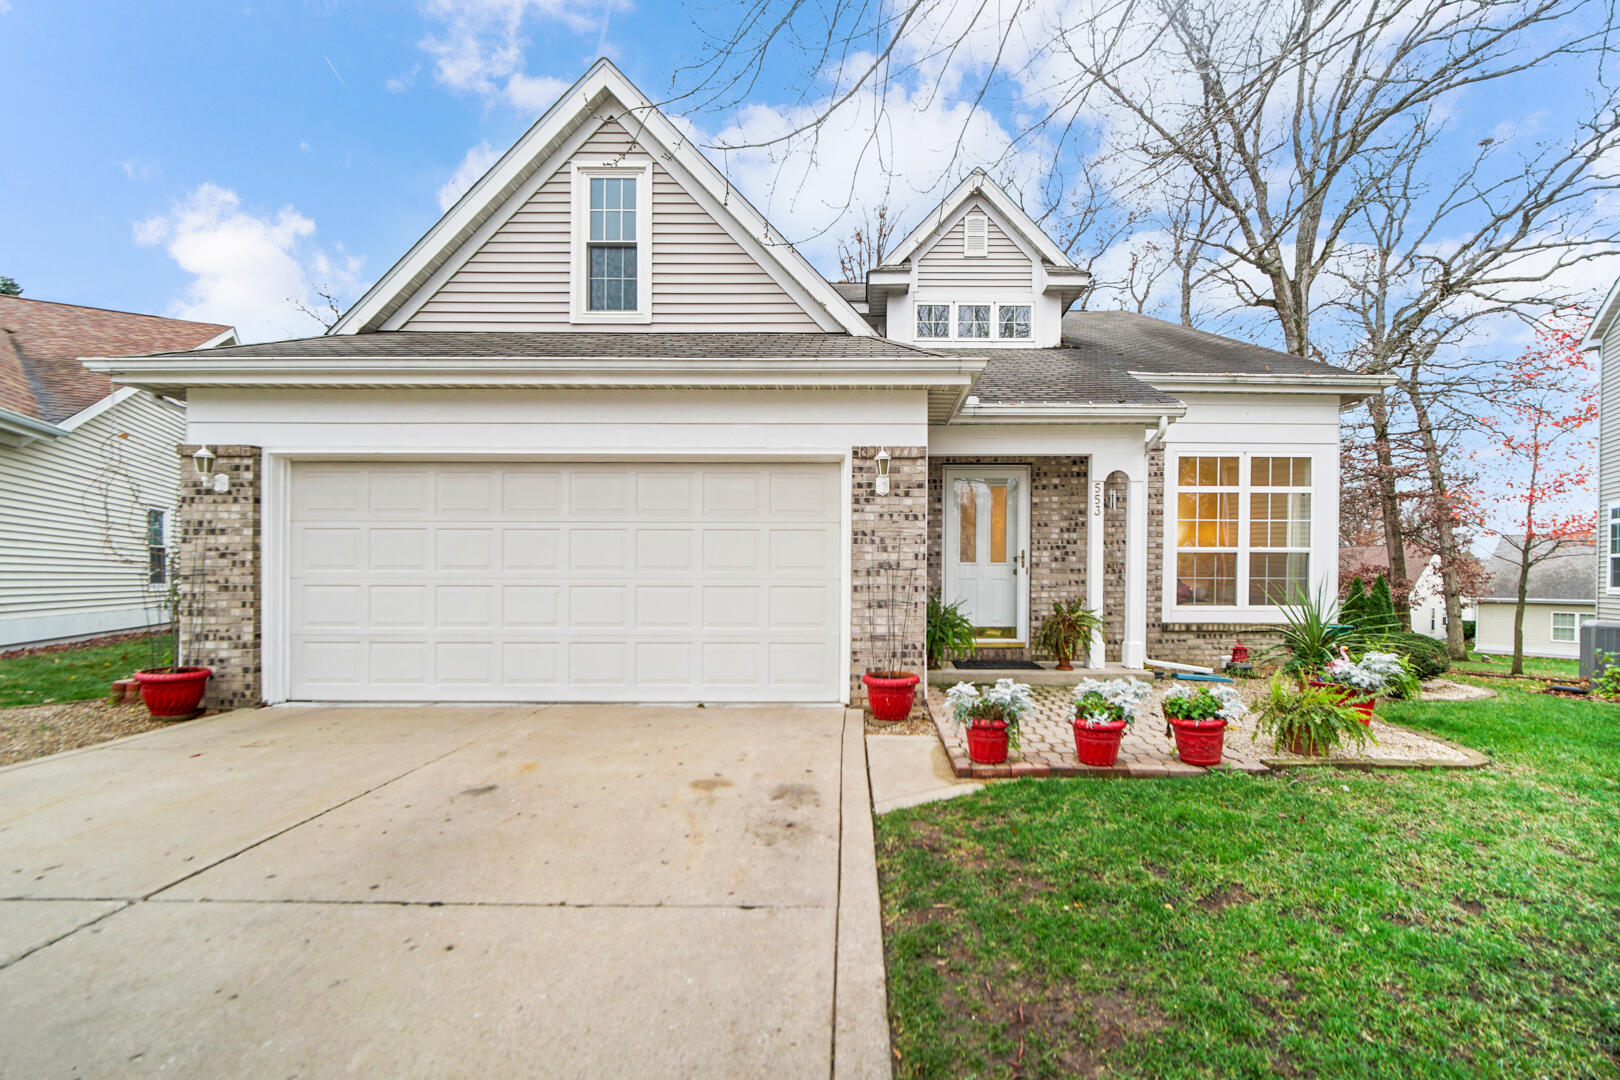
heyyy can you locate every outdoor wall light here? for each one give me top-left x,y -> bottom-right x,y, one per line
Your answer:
874,447 -> 891,496
192,445 -> 230,493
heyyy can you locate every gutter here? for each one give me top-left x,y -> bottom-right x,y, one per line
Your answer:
952,401 -> 1188,423
0,405 -> 65,446
1131,371 -> 1395,393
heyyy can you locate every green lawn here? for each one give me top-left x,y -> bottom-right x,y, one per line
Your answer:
0,635 -> 172,708
876,684 -> 1620,1078
1452,652 -> 1581,681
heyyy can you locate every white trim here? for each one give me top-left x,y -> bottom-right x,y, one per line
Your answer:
1583,275 -> 1620,350
953,403 -> 1187,422
885,170 -> 1077,270
0,405 -> 65,445
1133,372 -> 1394,394
56,385 -> 141,432
262,450 -> 854,706
1550,610 -> 1584,643
195,328 -> 241,349
1608,503 -> 1620,594
963,212 -> 988,257
330,59 -> 874,337
569,161 -> 653,324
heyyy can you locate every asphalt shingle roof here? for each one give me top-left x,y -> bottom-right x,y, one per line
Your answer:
963,349 -> 1183,406
1479,537 -> 1597,603
1060,310 -> 1352,377
0,296 -> 229,423
136,331 -> 939,360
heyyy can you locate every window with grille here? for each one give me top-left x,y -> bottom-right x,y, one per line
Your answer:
1173,454 -> 1313,610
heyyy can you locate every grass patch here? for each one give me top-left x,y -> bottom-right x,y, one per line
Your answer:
1453,652 -> 1580,681
0,635 -> 172,708
876,684 -> 1620,1078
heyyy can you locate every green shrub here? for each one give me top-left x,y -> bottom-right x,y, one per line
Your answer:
1379,631 -> 1450,679
1254,678 -> 1372,756
1362,574 -> 1400,635
926,595 -> 976,669
1340,576 -> 1368,626
1462,619 -> 1477,642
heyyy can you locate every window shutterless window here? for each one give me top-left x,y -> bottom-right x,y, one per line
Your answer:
1609,504 -> 1620,590
957,304 -> 990,339
916,304 -> 951,339
1551,611 -> 1578,642
587,176 -> 637,312
1173,454 -> 1312,610
146,508 -> 167,585
997,304 -> 1031,339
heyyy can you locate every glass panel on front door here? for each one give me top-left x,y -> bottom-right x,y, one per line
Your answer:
950,475 -> 1021,639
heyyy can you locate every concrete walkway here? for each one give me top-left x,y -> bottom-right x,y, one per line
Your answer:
0,704 -> 891,1079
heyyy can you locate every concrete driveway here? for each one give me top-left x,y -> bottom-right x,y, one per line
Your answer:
0,704 -> 890,1079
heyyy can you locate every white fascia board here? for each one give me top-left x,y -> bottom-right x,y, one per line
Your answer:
953,402 -> 1187,423
1133,372 -> 1394,401
196,328 -> 241,349
1583,275 -> 1620,350
55,385 -> 141,432
0,406 -> 64,445
332,59 -> 873,338
885,170 -> 1078,270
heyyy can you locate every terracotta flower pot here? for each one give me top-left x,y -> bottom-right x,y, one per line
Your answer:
133,666 -> 212,719
1072,718 -> 1127,767
862,671 -> 919,723
1166,715 -> 1227,766
1284,731 -> 1326,757
965,718 -> 1009,764
1309,680 -> 1375,725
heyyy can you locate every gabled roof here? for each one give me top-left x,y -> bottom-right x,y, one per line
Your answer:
0,295 -> 232,424
1062,310 -> 1349,378
1582,275 -> 1620,350
332,59 -> 874,338
1479,536 -> 1598,603
881,170 -> 1079,271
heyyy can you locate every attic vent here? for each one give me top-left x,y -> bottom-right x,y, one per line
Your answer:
963,214 -> 988,257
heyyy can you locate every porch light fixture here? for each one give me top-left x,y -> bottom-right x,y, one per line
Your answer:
192,445 -> 216,479
874,447 -> 891,495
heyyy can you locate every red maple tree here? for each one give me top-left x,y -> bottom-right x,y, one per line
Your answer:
1478,313 -> 1599,674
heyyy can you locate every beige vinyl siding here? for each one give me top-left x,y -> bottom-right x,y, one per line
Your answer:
1600,317 -> 1620,619
1473,599 -> 1592,660
0,392 -> 181,646
916,204 -> 1034,290
403,120 -> 821,332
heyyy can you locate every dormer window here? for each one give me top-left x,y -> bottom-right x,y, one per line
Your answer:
963,213 -> 988,257
998,304 -> 1031,339
571,162 -> 653,323
957,303 -> 990,339
917,304 -> 951,338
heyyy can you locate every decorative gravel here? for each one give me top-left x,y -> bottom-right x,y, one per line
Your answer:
929,677 -> 1485,777
0,700 -> 170,766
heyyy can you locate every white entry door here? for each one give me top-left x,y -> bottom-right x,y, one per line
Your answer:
285,460 -> 844,702
942,466 -> 1030,644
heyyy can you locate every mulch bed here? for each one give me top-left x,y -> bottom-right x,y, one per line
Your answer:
0,699 -> 176,766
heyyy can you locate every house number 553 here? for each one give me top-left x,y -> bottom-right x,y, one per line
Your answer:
1091,481 -> 1104,518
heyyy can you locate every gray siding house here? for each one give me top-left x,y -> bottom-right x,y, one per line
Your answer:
1581,282 -> 1620,671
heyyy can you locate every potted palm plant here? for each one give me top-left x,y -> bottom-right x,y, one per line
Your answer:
926,594 -> 977,669
1071,676 -> 1152,766
1032,600 -> 1101,671
1254,679 -> 1373,757
945,678 -> 1033,764
1162,684 -> 1246,766
1270,587 -> 1363,677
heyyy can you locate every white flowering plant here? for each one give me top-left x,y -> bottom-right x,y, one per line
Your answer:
1162,682 -> 1248,722
1072,677 -> 1154,727
945,678 -> 1034,747
1322,650 -> 1416,698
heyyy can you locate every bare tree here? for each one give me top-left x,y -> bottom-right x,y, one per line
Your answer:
288,285 -> 345,332
835,199 -> 896,281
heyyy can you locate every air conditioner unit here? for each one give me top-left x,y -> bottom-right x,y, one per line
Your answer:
1580,621 -> 1620,678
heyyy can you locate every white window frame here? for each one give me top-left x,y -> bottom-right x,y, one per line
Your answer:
1608,503 -> 1620,593
1551,611 -> 1580,643
996,302 -> 1032,340
569,162 -> 653,325
1163,449 -> 1326,624
146,507 -> 168,585
915,302 -> 952,340
955,301 -> 992,340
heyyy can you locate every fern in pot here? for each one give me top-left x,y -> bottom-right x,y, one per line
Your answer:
1254,679 -> 1373,757
1071,677 -> 1152,767
1032,600 -> 1101,671
925,594 -> 977,670
945,678 -> 1033,765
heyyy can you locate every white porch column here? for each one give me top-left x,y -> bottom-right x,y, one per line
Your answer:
1123,478 -> 1148,668
1086,468 -> 1107,667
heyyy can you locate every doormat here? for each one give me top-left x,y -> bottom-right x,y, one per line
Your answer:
953,658 -> 1043,670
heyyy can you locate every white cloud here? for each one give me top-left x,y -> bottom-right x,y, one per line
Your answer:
386,63 -> 421,93
417,0 -> 628,111
134,183 -> 367,342
437,140 -> 503,210
118,158 -> 159,181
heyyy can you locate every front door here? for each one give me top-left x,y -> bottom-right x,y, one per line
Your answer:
942,466 -> 1030,645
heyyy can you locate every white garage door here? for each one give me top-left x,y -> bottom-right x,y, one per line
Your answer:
287,461 -> 844,702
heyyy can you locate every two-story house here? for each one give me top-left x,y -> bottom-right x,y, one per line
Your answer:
86,60 -> 1385,710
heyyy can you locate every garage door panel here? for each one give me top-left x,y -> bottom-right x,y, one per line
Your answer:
289,462 -> 842,702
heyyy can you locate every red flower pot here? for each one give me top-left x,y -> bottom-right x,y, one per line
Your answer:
965,719 -> 1009,764
862,671 -> 919,723
133,667 -> 212,718
1073,718 -> 1127,767
1309,680 -> 1375,725
1166,715 -> 1227,766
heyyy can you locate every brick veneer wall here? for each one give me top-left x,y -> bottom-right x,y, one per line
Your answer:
926,456 -> 1088,663
1143,449 -> 1283,666
851,446 -> 928,700
176,445 -> 262,710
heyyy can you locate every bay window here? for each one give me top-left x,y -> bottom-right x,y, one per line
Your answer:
1173,453 -> 1313,612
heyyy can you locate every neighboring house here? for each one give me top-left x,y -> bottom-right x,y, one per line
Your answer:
1471,537 -> 1597,660
1583,281 -> 1620,673
0,297 -> 235,648
87,60 -> 1386,710
1337,544 -> 1474,640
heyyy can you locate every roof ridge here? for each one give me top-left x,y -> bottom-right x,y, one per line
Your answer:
0,294 -> 231,331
